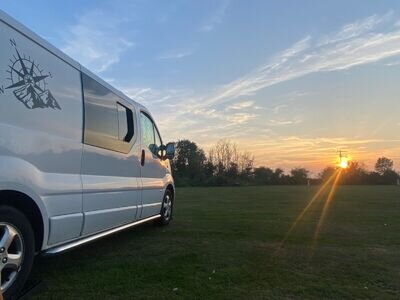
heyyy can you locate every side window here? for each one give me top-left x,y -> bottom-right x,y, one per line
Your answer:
140,112 -> 155,153
83,75 -> 118,142
83,73 -> 135,152
154,125 -> 162,149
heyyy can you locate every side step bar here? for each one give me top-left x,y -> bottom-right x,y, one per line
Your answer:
44,214 -> 161,255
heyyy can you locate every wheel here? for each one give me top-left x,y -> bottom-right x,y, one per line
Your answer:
0,206 -> 35,300
157,190 -> 174,226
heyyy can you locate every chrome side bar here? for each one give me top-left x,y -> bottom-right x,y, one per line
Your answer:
43,214 -> 161,255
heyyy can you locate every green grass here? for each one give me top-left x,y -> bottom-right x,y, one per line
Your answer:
31,186 -> 400,299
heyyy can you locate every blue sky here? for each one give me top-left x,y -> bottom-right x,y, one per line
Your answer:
3,0 -> 400,173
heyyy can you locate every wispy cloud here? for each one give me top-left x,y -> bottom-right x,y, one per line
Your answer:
201,12 -> 400,106
157,49 -> 193,60
122,87 -> 192,106
62,9 -> 134,73
273,104 -> 288,114
198,0 -> 230,32
124,12 -> 400,122
268,118 -> 303,126
123,12 -> 400,138
226,100 -> 256,110
119,12 -> 400,172
318,12 -> 393,46
226,112 -> 257,124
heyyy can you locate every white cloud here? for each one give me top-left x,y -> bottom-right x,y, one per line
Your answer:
120,12 -> 400,156
122,87 -> 193,107
200,12 -> 400,107
273,104 -> 288,114
268,118 -> 303,126
226,100 -> 255,110
199,0 -> 230,32
62,9 -> 134,73
157,49 -> 193,60
226,113 -> 257,124
318,12 -> 393,46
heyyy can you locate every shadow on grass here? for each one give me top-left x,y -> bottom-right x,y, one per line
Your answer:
30,221 -> 162,286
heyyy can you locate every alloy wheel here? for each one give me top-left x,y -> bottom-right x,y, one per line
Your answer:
162,194 -> 172,221
0,223 -> 24,292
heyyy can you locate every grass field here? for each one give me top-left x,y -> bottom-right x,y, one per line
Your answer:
31,186 -> 400,299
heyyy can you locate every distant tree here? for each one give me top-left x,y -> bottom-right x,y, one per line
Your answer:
381,169 -> 399,185
254,167 -> 274,185
375,157 -> 394,175
208,139 -> 255,185
290,168 -> 310,185
171,138 -> 399,186
319,166 -> 336,182
272,168 -> 285,184
208,139 -> 239,172
341,161 -> 368,185
239,152 -> 254,180
203,161 -> 215,178
172,140 -> 206,186
226,162 -> 239,179
365,171 -> 382,185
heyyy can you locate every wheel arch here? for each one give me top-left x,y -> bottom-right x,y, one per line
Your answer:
166,184 -> 175,200
0,190 -> 46,252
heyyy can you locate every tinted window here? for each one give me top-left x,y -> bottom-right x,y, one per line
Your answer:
141,113 -> 155,153
83,73 -> 135,152
83,75 -> 118,141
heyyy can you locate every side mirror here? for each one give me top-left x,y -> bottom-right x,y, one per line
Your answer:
164,142 -> 175,160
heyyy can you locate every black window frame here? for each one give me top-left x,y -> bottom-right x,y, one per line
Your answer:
117,102 -> 134,143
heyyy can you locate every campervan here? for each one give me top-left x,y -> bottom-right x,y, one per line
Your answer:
0,10 -> 175,298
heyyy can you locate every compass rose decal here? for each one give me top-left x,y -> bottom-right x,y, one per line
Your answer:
5,39 -> 61,110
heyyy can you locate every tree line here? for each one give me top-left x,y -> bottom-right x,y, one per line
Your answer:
171,139 -> 400,186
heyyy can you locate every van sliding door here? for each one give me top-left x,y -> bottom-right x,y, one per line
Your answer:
80,73 -> 141,236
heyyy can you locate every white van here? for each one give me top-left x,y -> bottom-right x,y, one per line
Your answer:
0,10 -> 175,298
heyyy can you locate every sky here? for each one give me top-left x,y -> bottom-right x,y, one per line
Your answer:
2,0 -> 400,174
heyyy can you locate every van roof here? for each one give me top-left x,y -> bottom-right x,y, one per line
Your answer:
0,9 -> 144,110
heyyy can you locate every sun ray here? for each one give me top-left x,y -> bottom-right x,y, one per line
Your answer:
311,169 -> 343,253
275,169 -> 340,253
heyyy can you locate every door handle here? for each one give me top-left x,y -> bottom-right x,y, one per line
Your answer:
141,150 -> 145,166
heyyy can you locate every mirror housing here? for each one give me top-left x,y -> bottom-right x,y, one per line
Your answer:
164,142 -> 175,160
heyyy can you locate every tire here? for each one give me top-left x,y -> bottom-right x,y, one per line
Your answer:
157,189 -> 174,226
0,206 -> 35,300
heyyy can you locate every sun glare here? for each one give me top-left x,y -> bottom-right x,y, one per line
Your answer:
339,158 -> 349,169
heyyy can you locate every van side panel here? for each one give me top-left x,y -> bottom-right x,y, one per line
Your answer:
0,20 -> 84,248
80,80 -> 141,236
81,144 -> 141,236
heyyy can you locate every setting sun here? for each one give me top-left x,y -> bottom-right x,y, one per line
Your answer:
339,157 -> 349,169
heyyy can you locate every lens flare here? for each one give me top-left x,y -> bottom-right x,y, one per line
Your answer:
275,169 -> 340,253
311,169 -> 343,253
